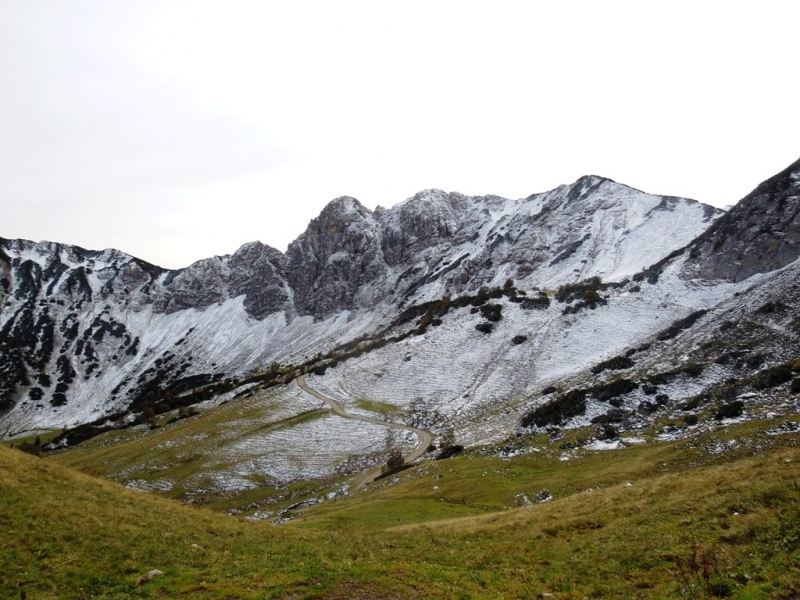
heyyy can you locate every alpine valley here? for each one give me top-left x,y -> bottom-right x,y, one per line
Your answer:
2,159 -> 799,599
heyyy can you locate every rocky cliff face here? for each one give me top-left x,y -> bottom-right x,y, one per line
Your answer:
0,173 -> 728,435
286,179 -> 723,319
155,241 -> 289,318
685,158 -> 800,281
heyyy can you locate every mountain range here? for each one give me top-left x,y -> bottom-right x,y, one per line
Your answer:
1,158 -> 799,487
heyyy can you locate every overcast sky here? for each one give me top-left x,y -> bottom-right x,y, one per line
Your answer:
1,1 -> 798,269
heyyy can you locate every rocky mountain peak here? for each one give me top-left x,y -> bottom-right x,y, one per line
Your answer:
286,196 -> 383,319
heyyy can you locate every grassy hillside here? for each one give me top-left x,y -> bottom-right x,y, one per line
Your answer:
2,419 -> 799,599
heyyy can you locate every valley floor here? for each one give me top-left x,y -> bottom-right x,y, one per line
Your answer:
2,416 -> 798,599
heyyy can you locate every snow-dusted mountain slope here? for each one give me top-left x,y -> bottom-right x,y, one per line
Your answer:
0,173 -> 730,437
685,156 -> 800,282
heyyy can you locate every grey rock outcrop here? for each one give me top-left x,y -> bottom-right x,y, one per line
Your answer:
286,197 -> 385,318
686,157 -> 800,281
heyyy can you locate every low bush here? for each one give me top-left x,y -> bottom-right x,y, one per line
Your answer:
591,355 -> 634,375
435,445 -> 464,460
597,424 -> 617,440
591,378 -> 638,402
683,361 -> 704,377
555,277 -> 602,303
656,310 -> 708,341
751,363 -> 793,390
520,296 -> 550,310
591,408 -> 623,424
511,335 -> 528,345
520,390 -> 587,428
637,401 -> 657,414
715,400 -> 744,420
385,447 -> 405,472
479,303 -> 503,322
475,322 -> 494,334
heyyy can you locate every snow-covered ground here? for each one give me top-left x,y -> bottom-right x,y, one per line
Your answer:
306,254 -> 752,446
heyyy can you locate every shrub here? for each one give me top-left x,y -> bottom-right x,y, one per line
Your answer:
520,296 -> 550,310
637,401 -> 657,414
475,322 -> 494,334
562,299 -> 607,315
656,310 -> 708,341
684,414 -> 698,426
591,355 -> 634,375
511,335 -> 528,345
479,303 -> 503,322
15,440 -> 42,457
792,378 -> 800,394
715,401 -> 744,420
385,447 -> 405,472
751,363 -> 793,390
683,361 -> 704,377
541,386 -> 557,395
648,371 -> 679,386
597,424 -> 617,440
591,408 -> 623,424
435,445 -> 464,460
591,378 -> 638,402
555,277 -> 602,303
520,390 -> 587,428
438,428 -> 456,451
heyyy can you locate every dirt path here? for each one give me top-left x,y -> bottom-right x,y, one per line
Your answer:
296,374 -> 435,490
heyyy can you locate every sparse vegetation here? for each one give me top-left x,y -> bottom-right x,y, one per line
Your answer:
478,302 -> 503,322
751,363 -> 794,390
656,310 -> 708,341
591,354 -> 634,375
715,401 -> 744,420
520,389 -> 587,427
555,276 -> 608,315
519,293 -> 551,310
475,322 -> 494,334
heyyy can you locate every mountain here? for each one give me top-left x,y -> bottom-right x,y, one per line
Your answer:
685,156 -> 800,281
4,159 -> 800,600
0,176 -> 722,437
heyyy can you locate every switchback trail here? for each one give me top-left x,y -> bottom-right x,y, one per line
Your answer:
296,374 -> 435,490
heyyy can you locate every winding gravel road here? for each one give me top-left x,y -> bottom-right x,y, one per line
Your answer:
297,374 -> 435,489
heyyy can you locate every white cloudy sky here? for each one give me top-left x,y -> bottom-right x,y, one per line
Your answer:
1,1 -> 798,269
